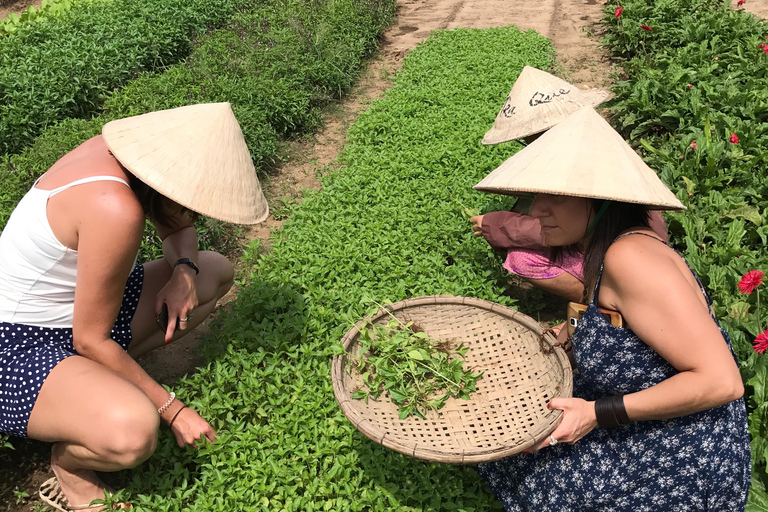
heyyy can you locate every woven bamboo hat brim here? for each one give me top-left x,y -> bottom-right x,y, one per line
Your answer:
482,66 -> 613,145
474,107 -> 685,210
102,103 -> 269,224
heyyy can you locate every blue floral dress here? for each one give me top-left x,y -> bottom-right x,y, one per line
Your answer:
477,234 -> 751,511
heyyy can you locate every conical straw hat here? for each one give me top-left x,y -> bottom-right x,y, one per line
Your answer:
102,103 -> 269,224
482,66 -> 613,145
474,107 -> 685,210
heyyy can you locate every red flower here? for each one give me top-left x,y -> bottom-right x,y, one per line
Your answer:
764,46 -> 768,54
730,133 -> 740,144
687,83 -> 693,88
641,25 -> 652,31
754,330 -> 768,354
739,270 -> 764,294
737,0 -> 746,6
760,43 -> 766,49
690,140 -> 697,151
615,6 -> 623,18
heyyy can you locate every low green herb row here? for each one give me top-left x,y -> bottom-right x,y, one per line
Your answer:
0,0 -> 394,262
106,27 -> 554,511
0,0 -> 254,156
0,0 -> 107,38
600,0 -> 768,506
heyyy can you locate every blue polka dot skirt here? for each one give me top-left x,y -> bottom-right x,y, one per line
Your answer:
0,265 -> 144,437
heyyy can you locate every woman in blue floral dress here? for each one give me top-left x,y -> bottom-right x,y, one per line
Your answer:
473,107 -> 750,511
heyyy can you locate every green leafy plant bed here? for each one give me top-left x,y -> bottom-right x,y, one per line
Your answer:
0,0 -> 394,262
0,0 -> 252,156
600,0 -> 768,505
103,27 -> 554,511
0,0 -> 107,38
348,314 -> 483,419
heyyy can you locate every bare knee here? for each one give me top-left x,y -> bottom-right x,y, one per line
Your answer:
199,251 -> 234,299
101,404 -> 159,468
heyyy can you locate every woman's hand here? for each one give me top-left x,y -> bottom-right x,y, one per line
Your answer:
155,266 -> 198,341
166,404 -> 217,448
528,398 -> 597,452
470,215 -> 485,237
551,321 -> 572,352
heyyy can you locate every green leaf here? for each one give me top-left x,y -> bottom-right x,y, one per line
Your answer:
408,349 -> 425,361
726,206 -> 762,226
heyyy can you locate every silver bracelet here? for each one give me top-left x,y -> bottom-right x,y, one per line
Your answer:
158,392 -> 176,415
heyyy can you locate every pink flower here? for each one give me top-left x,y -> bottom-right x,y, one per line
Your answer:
730,133 -> 740,144
687,83 -> 693,88
760,43 -> 766,49
641,25 -> 652,31
615,6 -> 623,18
679,155 -> 685,159
754,330 -> 768,354
690,140 -> 697,151
739,270 -> 764,294
715,57 -> 720,60
764,46 -> 768,54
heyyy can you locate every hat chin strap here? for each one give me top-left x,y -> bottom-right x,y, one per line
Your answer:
585,200 -> 612,237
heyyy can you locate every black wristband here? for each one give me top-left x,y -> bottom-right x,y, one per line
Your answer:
174,258 -> 199,275
594,394 -> 631,428
168,405 -> 188,428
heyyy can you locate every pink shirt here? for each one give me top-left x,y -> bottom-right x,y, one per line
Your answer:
480,210 -> 668,282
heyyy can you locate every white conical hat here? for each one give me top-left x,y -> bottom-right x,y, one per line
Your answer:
474,107 -> 685,210
482,66 -> 613,145
102,103 -> 269,224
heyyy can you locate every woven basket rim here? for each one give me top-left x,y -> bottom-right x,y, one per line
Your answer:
331,295 -> 573,464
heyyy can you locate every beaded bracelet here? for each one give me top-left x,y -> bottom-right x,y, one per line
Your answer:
594,394 -> 631,428
158,392 -> 176,415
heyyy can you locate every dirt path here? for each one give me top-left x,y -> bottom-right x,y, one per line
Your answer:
1,0 -> 612,510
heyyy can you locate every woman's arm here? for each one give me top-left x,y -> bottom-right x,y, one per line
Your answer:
470,211 -> 548,250
72,189 -> 215,446
72,188 -> 182,424
531,234 -> 742,450
599,235 -> 743,419
152,208 -> 200,341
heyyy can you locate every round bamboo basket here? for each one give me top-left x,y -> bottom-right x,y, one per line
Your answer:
332,295 -> 573,464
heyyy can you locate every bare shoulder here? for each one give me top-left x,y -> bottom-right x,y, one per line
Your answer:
603,231 -> 672,271
600,230 -> 685,306
81,184 -> 145,231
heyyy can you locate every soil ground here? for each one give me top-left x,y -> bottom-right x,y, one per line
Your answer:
2,0 -> 765,510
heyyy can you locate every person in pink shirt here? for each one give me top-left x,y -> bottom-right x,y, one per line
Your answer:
470,206 -> 668,302
474,67 -> 668,301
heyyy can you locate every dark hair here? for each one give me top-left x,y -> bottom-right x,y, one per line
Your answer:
125,172 -> 171,224
123,169 -> 200,228
581,200 -> 651,301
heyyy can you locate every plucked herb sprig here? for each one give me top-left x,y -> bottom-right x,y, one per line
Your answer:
348,314 -> 483,420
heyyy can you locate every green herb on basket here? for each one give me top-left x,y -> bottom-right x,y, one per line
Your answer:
347,316 -> 483,420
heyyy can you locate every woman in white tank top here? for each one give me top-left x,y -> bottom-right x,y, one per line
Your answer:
0,104 -> 269,510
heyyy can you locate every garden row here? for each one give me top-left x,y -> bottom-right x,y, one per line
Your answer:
1,0 -> 107,38
0,0 -> 252,156
600,0 -> 768,506
0,0 -> 395,453
0,0 -> 394,259
107,27 -> 555,511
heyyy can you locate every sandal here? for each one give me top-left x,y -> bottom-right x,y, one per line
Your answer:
39,476 -> 122,511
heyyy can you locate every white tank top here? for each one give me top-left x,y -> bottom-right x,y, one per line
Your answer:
0,176 -> 131,328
